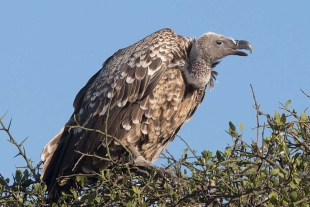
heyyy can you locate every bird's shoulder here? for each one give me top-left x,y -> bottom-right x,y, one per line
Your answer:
73,28 -> 191,116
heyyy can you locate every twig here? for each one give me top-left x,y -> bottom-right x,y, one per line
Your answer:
250,84 -> 260,144
0,112 -> 37,177
288,131 -> 310,152
177,135 -> 199,160
300,89 -> 310,98
68,120 -> 132,159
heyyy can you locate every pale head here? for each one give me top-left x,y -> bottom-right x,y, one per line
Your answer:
183,32 -> 252,89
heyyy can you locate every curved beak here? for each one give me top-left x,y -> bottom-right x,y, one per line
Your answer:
234,40 -> 253,56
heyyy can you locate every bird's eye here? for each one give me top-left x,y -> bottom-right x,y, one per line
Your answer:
216,40 -> 223,45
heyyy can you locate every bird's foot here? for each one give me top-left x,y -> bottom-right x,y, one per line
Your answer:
133,155 -> 179,185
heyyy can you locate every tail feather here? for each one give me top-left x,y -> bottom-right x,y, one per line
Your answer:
41,127 -> 64,180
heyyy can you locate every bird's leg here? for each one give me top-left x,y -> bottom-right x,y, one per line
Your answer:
127,146 -> 179,184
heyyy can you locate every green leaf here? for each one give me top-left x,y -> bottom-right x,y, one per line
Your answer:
270,168 -> 279,176
132,186 -> 140,195
280,113 -> 286,124
0,177 -> 8,186
280,200 -> 288,206
301,112 -> 308,121
293,177 -> 301,185
280,188 -> 288,197
229,121 -> 238,137
273,178 -> 279,186
224,147 -> 232,156
18,196 -> 23,203
238,122 -> 244,132
106,169 -> 111,179
290,181 -> 298,189
290,191 -> 298,201
42,183 -> 47,192
285,100 -> 291,108
110,189 -> 116,200
269,191 -> 278,204
33,183 -> 39,192
278,172 -> 285,178
274,110 -> 281,125
188,180 -> 196,194
100,169 -> 105,179
95,196 -> 103,203
23,169 -> 29,179
87,194 -> 95,203
76,175 -> 86,187
248,168 -> 257,174
216,150 -> 224,162
15,169 -> 22,183
182,149 -> 188,159
70,188 -> 77,199
264,137 -> 271,145
201,150 -> 212,159
259,171 -> 266,179
170,190 -> 178,201
229,121 -> 236,131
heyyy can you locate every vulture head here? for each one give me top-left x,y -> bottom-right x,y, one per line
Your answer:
185,32 -> 252,89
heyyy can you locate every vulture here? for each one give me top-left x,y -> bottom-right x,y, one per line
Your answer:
41,28 -> 252,200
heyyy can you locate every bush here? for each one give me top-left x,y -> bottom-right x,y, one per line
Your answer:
0,88 -> 309,206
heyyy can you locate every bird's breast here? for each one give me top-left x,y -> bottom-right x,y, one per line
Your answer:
122,68 -> 200,162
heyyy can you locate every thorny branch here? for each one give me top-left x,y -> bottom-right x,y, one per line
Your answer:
250,84 -> 261,144
0,111 -> 40,180
0,86 -> 309,206
300,89 -> 310,98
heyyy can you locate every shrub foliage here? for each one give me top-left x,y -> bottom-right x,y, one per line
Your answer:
0,88 -> 309,206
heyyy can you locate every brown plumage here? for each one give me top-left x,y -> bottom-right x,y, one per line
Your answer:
41,28 -> 252,200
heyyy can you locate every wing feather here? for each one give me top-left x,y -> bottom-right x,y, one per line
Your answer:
42,28 -> 191,191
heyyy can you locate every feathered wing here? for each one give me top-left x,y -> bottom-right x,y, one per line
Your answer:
41,28 -> 196,197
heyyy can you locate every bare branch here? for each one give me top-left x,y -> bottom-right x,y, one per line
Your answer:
300,89 -> 310,98
250,84 -> 261,144
0,112 -> 39,179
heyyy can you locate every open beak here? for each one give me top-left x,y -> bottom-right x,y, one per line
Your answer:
234,40 -> 253,56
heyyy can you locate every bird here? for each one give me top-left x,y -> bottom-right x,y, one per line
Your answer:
41,28 -> 252,200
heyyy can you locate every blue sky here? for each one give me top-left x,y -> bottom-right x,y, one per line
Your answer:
0,1 -> 309,179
